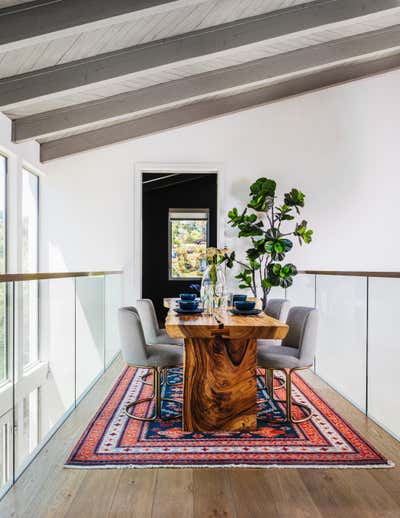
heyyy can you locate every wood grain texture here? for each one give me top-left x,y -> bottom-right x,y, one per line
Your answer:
166,308 -> 287,432
165,309 -> 288,340
183,336 -> 257,432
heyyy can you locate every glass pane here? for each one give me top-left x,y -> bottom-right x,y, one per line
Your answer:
286,273 -> 315,307
39,278 -> 75,438
315,275 -> 367,411
0,156 -> 6,381
76,276 -> 105,400
105,274 -> 122,366
0,282 -> 13,496
368,277 -> 400,438
169,210 -> 208,279
0,283 -> 7,382
21,170 -> 39,367
21,281 -> 38,367
21,170 -> 38,273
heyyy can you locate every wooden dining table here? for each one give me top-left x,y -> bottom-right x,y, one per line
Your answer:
164,298 -> 288,433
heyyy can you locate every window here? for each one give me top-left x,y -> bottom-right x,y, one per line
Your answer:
21,169 -> 39,367
169,209 -> 209,280
0,155 -> 6,381
22,169 -> 38,273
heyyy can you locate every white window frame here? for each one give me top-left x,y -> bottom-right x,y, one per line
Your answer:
20,167 -> 40,373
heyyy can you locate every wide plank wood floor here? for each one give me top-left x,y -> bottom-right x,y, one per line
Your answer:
1,356 -> 399,518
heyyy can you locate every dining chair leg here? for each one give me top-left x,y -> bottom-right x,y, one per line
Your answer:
125,366 -> 183,421
154,368 -> 162,418
125,367 -> 157,421
257,368 -> 278,405
274,371 -> 286,390
267,368 -> 275,399
163,367 -> 183,386
142,367 -> 182,387
159,367 -> 183,420
258,367 -> 313,424
258,368 -> 285,391
140,369 -> 153,386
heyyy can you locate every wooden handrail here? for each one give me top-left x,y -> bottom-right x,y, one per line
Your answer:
0,270 -> 123,282
299,270 -> 400,278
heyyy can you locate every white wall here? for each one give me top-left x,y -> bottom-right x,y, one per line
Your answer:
40,68 -> 400,302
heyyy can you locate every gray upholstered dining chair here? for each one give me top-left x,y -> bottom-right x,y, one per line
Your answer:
258,306 -> 318,424
136,298 -> 183,345
265,298 -> 290,322
258,298 -> 291,387
136,298 -> 183,386
118,306 -> 183,421
259,298 -> 291,347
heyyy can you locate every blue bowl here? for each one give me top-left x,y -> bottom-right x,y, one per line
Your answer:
235,300 -> 256,311
233,294 -> 247,303
180,293 -> 196,301
179,300 -> 199,310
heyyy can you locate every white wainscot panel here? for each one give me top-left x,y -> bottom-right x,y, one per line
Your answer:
315,275 -> 367,411
368,277 -> 400,439
286,274 -> 315,307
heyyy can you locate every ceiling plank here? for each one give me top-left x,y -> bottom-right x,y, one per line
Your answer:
0,0 -> 209,53
40,51 -> 400,162
13,25 -> 400,142
1,0 -> 400,108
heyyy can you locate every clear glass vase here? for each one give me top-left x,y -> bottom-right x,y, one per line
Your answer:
200,263 -> 225,315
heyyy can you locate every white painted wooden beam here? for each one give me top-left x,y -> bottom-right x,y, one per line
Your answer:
0,0 -> 208,53
40,51 -> 400,161
12,25 -> 400,142
1,0 -> 400,108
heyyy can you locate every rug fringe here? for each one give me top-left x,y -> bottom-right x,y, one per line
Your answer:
64,460 -> 394,470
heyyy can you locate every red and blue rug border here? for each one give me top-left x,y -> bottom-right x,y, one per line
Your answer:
66,367 -> 393,469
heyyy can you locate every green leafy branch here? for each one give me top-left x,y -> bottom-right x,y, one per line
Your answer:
227,178 -> 314,310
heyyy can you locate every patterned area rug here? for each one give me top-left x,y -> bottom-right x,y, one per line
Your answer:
66,367 -> 391,469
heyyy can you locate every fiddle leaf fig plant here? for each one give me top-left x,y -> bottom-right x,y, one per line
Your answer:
227,178 -> 314,310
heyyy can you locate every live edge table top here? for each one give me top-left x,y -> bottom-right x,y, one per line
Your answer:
165,309 -> 288,340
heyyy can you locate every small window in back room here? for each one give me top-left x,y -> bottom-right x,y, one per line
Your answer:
168,209 -> 209,280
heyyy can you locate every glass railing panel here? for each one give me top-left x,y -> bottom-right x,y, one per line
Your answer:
13,278 -> 43,477
315,275 -> 367,411
20,280 -> 39,368
268,286 -> 286,300
286,273 -> 315,307
0,282 -> 8,383
38,278 -> 75,441
368,277 -> 400,439
0,282 -> 13,496
105,274 -> 122,367
75,276 -> 105,400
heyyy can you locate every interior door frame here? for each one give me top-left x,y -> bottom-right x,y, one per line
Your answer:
133,162 -> 225,299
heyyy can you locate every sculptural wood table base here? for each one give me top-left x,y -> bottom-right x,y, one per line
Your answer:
165,309 -> 288,432
184,335 -> 257,431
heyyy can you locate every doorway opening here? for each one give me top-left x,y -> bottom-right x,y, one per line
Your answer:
142,172 -> 218,323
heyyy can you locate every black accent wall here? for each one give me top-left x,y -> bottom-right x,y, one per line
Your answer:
142,173 -> 218,323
